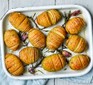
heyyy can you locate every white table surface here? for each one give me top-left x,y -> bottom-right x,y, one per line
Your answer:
0,0 -> 93,85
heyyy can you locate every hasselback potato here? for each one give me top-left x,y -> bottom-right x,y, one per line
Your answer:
4,29 -> 20,51
19,47 -> 41,64
28,28 -> 46,49
37,9 -> 62,27
5,53 -> 24,76
69,54 -> 90,70
42,54 -> 66,72
9,12 -> 31,32
47,26 -> 66,50
66,35 -> 87,53
66,17 -> 85,34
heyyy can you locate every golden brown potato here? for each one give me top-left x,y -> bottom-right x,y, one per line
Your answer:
4,29 -> 20,51
37,9 -> 62,27
9,12 -> 31,32
66,17 -> 85,34
19,47 -> 40,64
66,35 -> 87,53
28,28 -> 46,49
5,53 -> 24,76
69,54 -> 90,70
47,26 -> 66,50
42,54 -> 66,72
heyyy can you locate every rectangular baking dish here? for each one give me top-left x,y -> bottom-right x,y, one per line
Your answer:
0,5 -> 93,80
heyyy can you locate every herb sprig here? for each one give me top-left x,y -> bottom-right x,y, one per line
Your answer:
28,56 -> 44,74
62,10 -> 81,28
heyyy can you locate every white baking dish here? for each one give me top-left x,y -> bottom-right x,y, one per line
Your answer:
0,5 -> 93,80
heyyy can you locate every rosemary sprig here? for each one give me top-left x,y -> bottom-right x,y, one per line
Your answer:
36,70 -> 44,74
28,56 -> 45,74
64,68 -> 67,70
62,10 -> 81,28
62,11 -> 71,28
34,56 -> 44,68
32,13 -> 36,18
27,16 -> 40,29
22,41 -> 29,46
27,13 -> 49,32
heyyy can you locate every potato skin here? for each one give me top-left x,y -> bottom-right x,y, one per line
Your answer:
42,54 -> 66,72
19,47 -> 40,64
5,53 -> 24,76
66,17 -> 85,34
66,35 -> 87,53
69,54 -> 90,70
4,29 -> 20,51
47,26 -> 66,50
28,28 -> 46,49
9,12 -> 31,32
37,9 -> 62,27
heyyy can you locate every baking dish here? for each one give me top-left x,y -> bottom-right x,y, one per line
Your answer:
0,5 -> 93,80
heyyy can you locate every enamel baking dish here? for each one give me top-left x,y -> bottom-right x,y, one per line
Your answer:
0,5 -> 93,80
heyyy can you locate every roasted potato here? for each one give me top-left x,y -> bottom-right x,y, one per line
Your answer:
66,17 -> 85,34
42,54 -> 66,72
69,54 -> 90,70
9,12 -> 31,32
19,47 -> 41,64
4,29 -> 20,51
28,28 -> 46,49
5,53 -> 24,76
66,35 -> 87,53
37,9 -> 62,27
47,26 -> 66,50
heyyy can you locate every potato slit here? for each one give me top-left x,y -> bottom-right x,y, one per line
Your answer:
59,55 -> 65,68
52,30 -> 65,39
46,12 -> 52,25
6,59 -> 15,69
16,17 -> 26,28
51,57 -> 56,71
57,54 -> 63,68
78,56 -> 85,69
17,17 -> 26,28
74,38 -> 82,52
12,66 -> 23,75
47,11 -> 56,24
